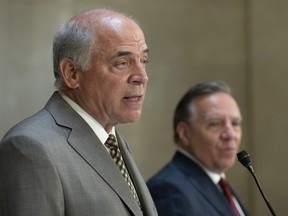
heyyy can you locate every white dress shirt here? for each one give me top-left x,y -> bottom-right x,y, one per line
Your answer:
60,93 -> 114,149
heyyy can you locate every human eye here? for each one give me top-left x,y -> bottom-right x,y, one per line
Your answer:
232,119 -> 242,127
115,59 -> 129,70
207,119 -> 221,128
141,57 -> 149,66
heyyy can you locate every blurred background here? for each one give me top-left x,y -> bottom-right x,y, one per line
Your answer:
1,0 -> 287,215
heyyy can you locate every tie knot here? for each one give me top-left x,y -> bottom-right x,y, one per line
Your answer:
105,134 -> 118,150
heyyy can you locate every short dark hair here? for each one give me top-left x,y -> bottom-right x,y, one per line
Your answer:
173,81 -> 232,144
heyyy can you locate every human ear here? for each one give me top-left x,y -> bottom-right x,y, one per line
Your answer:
177,122 -> 190,147
59,58 -> 80,89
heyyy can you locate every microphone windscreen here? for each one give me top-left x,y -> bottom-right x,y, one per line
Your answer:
237,150 -> 252,168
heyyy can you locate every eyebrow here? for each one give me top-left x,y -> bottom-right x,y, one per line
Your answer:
142,48 -> 149,54
110,48 -> 149,59
203,116 -> 243,122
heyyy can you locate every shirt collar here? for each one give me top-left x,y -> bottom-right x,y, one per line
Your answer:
60,93 -> 115,144
177,147 -> 224,184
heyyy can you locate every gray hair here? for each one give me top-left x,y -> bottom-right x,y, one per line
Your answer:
52,17 -> 96,90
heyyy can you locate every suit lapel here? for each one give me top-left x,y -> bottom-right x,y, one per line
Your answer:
45,92 -> 141,215
117,133 -> 157,216
174,152 -> 236,216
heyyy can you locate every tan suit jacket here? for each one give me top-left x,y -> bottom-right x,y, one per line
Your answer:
0,91 -> 158,216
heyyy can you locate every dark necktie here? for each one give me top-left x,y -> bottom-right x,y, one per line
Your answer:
219,178 -> 241,216
104,134 -> 141,208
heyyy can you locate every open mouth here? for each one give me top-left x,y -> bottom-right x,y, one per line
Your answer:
123,95 -> 142,101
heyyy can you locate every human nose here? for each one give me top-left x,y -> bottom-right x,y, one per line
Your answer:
220,124 -> 236,140
128,63 -> 148,85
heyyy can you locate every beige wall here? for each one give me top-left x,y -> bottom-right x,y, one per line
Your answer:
1,0 -> 287,215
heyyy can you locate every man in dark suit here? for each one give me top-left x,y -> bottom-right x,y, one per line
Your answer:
0,9 -> 157,216
147,81 -> 249,216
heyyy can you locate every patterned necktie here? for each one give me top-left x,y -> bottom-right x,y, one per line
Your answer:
104,134 -> 141,208
219,178 -> 241,216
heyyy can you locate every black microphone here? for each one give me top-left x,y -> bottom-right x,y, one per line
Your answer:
237,150 -> 277,216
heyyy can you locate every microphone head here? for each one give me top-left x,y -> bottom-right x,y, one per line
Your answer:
237,150 -> 252,168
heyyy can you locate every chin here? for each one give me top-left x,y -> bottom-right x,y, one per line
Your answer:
120,115 -> 141,124
130,111 -> 142,120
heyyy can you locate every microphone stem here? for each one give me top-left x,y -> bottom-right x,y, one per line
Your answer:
247,166 -> 277,216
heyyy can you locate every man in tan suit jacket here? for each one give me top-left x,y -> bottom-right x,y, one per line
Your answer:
0,8 -> 157,216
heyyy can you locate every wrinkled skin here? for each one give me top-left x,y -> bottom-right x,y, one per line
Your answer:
177,92 -> 242,173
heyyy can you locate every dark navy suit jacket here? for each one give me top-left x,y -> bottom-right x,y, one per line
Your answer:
147,151 -> 250,216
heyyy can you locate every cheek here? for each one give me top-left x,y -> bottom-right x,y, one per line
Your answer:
197,131 -> 216,145
234,131 -> 242,144
192,132 -> 214,152
238,131 -> 242,141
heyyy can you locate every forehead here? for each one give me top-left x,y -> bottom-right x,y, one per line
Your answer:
192,92 -> 241,119
97,16 -> 146,48
96,21 -> 147,57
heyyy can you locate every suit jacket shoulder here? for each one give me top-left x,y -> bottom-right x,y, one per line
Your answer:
0,91 -> 157,216
147,151 -> 248,216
